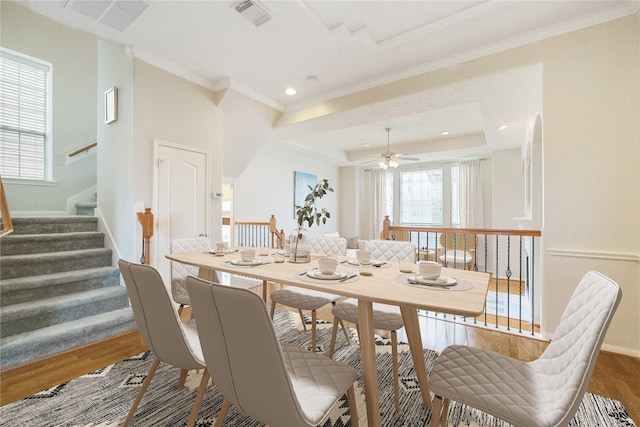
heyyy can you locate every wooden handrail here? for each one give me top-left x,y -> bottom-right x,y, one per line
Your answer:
381,215 -> 541,238
235,215 -> 285,249
68,141 -> 97,158
0,176 -> 13,237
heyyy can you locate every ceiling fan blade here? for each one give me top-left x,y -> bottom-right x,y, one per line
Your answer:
397,155 -> 420,161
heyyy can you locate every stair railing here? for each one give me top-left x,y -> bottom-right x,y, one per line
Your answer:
136,208 -> 154,264
235,214 -> 284,249
0,175 -> 13,237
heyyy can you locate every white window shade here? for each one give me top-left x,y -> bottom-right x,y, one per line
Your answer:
0,49 -> 51,181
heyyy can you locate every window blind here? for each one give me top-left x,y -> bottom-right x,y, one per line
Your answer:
0,49 -> 50,181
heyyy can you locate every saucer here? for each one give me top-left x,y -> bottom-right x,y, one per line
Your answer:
230,259 -> 262,266
407,275 -> 457,287
306,270 -> 348,280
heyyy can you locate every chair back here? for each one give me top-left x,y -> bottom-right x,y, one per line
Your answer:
186,276 -> 307,426
118,260 -> 204,369
367,239 -> 416,262
310,235 -> 347,256
534,271 -> 622,426
170,237 -> 211,305
439,232 -> 477,252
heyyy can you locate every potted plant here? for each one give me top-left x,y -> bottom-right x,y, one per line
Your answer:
290,179 -> 333,263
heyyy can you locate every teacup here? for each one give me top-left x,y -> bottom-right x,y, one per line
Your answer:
418,261 -> 441,280
356,249 -> 372,264
240,249 -> 256,262
318,257 -> 338,275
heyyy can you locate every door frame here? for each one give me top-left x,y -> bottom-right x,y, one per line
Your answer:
152,139 -> 210,269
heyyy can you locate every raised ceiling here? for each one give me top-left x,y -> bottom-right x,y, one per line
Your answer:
15,0 -> 640,165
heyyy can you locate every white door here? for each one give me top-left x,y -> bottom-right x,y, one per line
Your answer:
155,140 -> 209,283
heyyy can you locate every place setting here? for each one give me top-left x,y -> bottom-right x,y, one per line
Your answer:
208,241 -> 238,256
341,250 -> 390,269
396,261 -> 474,291
224,248 -> 271,268
296,257 -> 359,284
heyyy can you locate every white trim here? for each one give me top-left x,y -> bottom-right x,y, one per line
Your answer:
548,248 -> 640,263
95,207 -> 121,276
600,343 -> 640,358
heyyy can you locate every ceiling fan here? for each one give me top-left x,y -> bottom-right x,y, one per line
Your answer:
364,127 -> 420,169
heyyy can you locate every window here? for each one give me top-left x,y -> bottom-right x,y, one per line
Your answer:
0,49 -> 51,181
386,164 -> 459,228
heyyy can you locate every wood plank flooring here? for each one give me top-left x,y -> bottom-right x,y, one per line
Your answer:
2,282 -> 638,424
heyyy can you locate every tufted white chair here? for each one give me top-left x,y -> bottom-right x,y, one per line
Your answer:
310,235 -> 347,256
429,271 -> 622,427
366,239 -> 417,262
170,237 -> 211,313
186,275 -> 359,427
329,239 -> 418,411
270,236 -> 350,353
118,260 -> 210,427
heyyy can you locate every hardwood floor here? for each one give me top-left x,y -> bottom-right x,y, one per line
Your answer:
2,282 -> 638,424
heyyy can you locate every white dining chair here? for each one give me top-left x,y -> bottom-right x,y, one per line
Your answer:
429,270 -> 622,427
186,275 -> 359,427
329,239 -> 417,411
270,235 -> 350,352
170,237 -> 212,314
118,260 -> 210,427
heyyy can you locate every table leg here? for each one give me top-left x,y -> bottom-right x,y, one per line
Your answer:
400,306 -> 432,408
197,267 -> 218,282
358,300 -> 381,427
262,279 -> 267,302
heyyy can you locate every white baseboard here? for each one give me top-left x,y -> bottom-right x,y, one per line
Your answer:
600,343 -> 640,358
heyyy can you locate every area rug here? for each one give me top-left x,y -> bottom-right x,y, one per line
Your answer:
1,309 -> 635,427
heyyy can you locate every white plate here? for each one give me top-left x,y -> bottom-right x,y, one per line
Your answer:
209,249 -> 237,254
307,270 -> 348,280
408,275 -> 457,287
347,259 -> 385,266
230,259 -> 262,266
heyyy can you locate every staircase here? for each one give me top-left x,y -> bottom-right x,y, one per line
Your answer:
0,216 -> 136,370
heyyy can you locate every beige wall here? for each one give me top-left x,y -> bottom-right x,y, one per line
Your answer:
1,2 -> 97,213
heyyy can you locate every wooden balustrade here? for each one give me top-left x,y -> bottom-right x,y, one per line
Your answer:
381,215 -> 542,336
136,208 -> 154,264
0,176 -> 13,237
235,214 -> 284,249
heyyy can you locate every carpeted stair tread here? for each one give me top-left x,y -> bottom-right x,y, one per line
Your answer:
0,248 -> 112,279
1,267 -> 120,307
9,216 -> 98,235
1,287 -> 131,337
0,231 -> 105,256
0,307 -> 136,370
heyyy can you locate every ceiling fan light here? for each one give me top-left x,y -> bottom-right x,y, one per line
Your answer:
389,159 -> 399,168
378,160 -> 388,169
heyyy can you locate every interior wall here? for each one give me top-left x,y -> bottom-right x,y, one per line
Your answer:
233,142 -> 339,239
96,40 -> 134,262
1,2 -> 97,213
132,59 -> 223,265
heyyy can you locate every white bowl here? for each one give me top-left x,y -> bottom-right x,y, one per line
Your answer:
418,261 -> 441,280
318,258 -> 338,275
240,249 -> 256,262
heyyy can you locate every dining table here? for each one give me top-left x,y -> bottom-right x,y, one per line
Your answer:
166,249 -> 491,427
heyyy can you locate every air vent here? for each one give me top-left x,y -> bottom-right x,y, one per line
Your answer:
61,0 -> 151,32
233,0 -> 272,27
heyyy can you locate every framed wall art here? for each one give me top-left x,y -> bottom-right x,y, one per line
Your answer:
105,86 -> 118,124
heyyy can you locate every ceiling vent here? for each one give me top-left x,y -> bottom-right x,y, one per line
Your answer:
60,0 -> 151,32
233,0 -> 272,27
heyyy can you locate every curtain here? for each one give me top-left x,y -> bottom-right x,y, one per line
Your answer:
368,169 -> 387,240
458,159 -> 483,228
458,159 -> 485,264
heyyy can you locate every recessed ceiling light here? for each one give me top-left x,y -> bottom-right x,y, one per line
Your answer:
284,87 -> 296,96
441,131 -> 450,135
497,124 -> 509,130
362,143 -> 370,147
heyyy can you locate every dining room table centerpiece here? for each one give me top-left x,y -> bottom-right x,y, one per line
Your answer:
290,179 -> 333,263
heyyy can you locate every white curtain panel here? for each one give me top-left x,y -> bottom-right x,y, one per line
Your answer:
458,159 -> 485,266
368,169 -> 387,240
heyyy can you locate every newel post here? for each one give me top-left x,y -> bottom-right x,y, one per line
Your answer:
137,208 -> 154,264
382,215 -> 391,240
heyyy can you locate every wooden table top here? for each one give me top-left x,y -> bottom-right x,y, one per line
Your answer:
166,251 -> 491,317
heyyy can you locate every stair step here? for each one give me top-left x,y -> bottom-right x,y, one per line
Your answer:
75,202 -> 97,216
0,231 -> 105,256
0,307 -> 136,370
1,286 -> 130,338
0,248 -> 113,280
10,216 -> 98,235
1,267 -> 120,307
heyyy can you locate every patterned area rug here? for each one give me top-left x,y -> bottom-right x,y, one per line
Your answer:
1,309 -> 635,427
